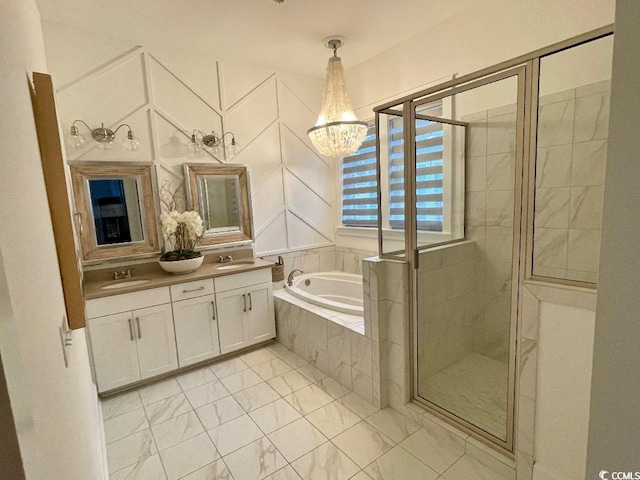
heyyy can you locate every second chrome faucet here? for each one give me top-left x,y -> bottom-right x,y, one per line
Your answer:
287,269 -> 303,286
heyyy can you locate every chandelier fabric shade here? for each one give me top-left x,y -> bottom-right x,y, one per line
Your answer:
308,47 -> 368,157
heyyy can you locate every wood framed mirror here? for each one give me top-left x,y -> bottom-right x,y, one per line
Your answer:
184,164 -> 254,247
69,162 -> 160,262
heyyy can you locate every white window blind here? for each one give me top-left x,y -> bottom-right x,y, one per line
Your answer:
341,121 -> 378,227
341,102 -> 444,230
389,102 -> 444,231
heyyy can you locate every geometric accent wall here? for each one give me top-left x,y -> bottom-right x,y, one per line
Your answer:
44,22 -> 334,255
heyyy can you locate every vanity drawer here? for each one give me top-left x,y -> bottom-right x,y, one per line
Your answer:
86,287 -> 171,318
170,278 -> 215,302
214,268 -> 271,292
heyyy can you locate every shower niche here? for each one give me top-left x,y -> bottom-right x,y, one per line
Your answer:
374,29 -> 613,454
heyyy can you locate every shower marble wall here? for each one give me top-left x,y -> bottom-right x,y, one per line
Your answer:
533,80 -> 610,283
416,242 -> 477,379
465,104 -> 517,364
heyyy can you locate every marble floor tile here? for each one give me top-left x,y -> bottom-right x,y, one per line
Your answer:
291,442 -> 359,480
138,378 -> 183,406
223,437 -> 288,480
441,454 -> 515,480
220,368 -> 263,394
249,398 -> 302,434
195,396 -> 245,430
314,377 -> 350,399
151,411 -> 204,451
332,421 -> 394,468
102,390 -> 143,420
252,357 -> 293,381
176,366 -> 219,392
338,392 -> 379,419
185,381 -> 231,409
209,357 -> 249,379
267,370 -> 312,397
107,429 -> 157,474
264,342 -> 291,358
350,472 -> 373,480
268,418 -> 327,462
277,350 -> 309,369
297,364 -> 328,382
364,445 -> 439,480
109,454 -> 166,480
399,424 -> 466,474
144,393 -> 193,426
420,353 -> 508,440
233,382 -> 280,412
305,401 -> 361,439
159,432 -> 220,480
263,465 -> 302,480
179,458 -> 232,480
105,408 -> 149,444
365,408 -> 420,443
283,384 -> 334,416
241,348 -> 279,367
207,414 -> 264,456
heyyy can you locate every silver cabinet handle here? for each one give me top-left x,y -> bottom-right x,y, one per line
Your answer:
183,286 -> 205,294
242,294 -> 247,312
128,318 -> 134,341
136,317 -> 141,339
211,301 -> 215,321
248,292 -> 252,311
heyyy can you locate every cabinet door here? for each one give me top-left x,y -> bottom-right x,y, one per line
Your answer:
246,283 -> 275,345
172,294 -> 220,367
88,312 -> 140,392
133,304 -> 178,379
216,288 -> 249,354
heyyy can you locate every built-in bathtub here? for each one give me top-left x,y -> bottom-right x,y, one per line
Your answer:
285,271 -> 363,316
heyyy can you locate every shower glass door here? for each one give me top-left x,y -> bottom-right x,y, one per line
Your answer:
413,69 -> 524,448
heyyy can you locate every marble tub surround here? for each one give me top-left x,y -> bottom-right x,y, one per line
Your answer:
274,290 -> 375,403
83,250 -> 269,299
102,343 -> 514,480
533,80 -> 610,284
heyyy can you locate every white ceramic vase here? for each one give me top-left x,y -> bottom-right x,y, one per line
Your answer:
158,255 -> 204,275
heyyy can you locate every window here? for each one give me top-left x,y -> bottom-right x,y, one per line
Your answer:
341,102 -> 445,231
341,122 -> 378,227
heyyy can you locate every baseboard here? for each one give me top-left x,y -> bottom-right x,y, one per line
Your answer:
94,384 -> 108,480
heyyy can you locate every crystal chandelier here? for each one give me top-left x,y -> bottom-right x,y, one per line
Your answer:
307,37 -> 368,157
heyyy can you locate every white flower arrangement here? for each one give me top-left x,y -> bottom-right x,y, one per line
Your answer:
159,183 -> 204,261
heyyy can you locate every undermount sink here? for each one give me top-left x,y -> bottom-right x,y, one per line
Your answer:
215,260 -> 255,271
101,279 -> 151,290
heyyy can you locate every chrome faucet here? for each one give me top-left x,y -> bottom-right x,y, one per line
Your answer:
287,269 -> 303,286
113,269 -> 132,280
218,254 -> 234,263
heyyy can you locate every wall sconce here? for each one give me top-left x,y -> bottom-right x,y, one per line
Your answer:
187,129 -> 241,159
66,120 -> 140,151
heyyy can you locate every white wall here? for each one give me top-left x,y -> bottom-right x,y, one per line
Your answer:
586,0 -> 640,473
534,303 -> 595,480
0,1 -> 104,478
41,21 -> 332,257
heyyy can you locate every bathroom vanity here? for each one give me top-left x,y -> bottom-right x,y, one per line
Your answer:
84,259 -> 274,393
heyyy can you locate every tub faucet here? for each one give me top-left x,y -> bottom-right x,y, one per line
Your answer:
287,269 -> 303,286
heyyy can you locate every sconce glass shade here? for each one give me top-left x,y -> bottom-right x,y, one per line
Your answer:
122,133 -> 140,151
307,55 -> 367,157
225,137 -> 241,158
66,126 -> 86,148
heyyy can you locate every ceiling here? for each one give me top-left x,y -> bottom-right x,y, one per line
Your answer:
36,0 -> 481,77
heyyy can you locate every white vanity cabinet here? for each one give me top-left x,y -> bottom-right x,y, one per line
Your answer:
215,269 -> 275,354
86,287 -> 178,392
170,279 -> 220,367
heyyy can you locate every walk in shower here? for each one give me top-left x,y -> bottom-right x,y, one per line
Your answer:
373,28 -> 613,452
